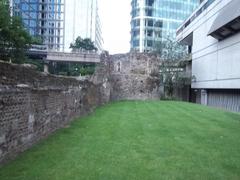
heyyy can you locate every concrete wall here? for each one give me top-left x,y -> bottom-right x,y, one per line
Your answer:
177,0 -> 240,89
176,0 -> 240,112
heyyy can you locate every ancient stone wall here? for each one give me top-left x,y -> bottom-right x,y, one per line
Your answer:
0,52 -> 163,164
0,60 -> 110,164
109,53 -> 162,101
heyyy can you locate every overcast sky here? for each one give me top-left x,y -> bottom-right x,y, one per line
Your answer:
99,0 -> 131,54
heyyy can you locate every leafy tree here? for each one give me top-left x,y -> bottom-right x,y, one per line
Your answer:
9,17 -> 32,63
70,36 -> 97,51
154,37 -> 187,61
31,36 -> 43,45
60,36 -> 98,76
0,0 -> 11,60
153,37 -> 192,99
0,0 -> 32,63
49,62 -> 96,76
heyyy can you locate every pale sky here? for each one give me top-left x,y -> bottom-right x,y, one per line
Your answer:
99,0 -> 131,54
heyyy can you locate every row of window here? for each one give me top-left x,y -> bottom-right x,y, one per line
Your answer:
132,0 -> 198,10
132,8 -> 197,20
131,19 -> 163,28
13,0 -> 64,49
131,39 -> 159,48
132,0 -> 198,8
132,35 -> 178,49
132,28 -> 176,39
132,19 -> 181,30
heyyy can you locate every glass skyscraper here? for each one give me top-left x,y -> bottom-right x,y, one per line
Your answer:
11,0 -> 65,50
131,0 -> 200,52
64,0 -> 103,52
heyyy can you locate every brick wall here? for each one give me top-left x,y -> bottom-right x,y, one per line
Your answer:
0,61 -> 110,164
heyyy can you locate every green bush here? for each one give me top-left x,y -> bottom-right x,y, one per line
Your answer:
48,62 -> 96,76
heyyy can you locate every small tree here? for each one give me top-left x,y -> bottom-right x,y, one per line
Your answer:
60,36 -> 98,76
0,0 -> 12,60
154,37 -> 191,99
9,17 -> 32,63
31,36 -> 43,45
70,36 -> 97,51
154,37 -> 187,61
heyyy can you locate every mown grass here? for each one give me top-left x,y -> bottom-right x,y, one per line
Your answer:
0,101 -> 240,180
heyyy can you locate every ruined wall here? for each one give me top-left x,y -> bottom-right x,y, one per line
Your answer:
0,60 -> 110,164
109,53 -> 162,101
0,52 -> 163,164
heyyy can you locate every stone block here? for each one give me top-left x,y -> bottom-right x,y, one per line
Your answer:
0,135 -> 5,144
0,52 -> 162,164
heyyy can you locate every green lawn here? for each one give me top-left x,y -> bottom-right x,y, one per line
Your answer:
1,101 -> 240,180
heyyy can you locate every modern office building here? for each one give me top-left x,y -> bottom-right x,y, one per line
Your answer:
11,0 -> 65,51
176,0 -> 240,112
64,0 -> 103,52
131,0 -> 200,52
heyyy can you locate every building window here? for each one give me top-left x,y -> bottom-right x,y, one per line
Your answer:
132,39 -> 139,47
145,0 -> 154,6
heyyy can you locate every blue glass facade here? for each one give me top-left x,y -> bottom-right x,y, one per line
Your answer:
13,0 -> 38,36
131,0 -> 200,52
12,0 -> 65,50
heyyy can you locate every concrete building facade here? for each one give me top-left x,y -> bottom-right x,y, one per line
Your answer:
64,0 -> 103,52
131,0 -> 199,52
176,0 -> 240,112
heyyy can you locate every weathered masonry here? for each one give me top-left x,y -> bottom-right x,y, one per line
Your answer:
109,53 -> 162,101
0,52 -> 163,164
0,58 -> 110,164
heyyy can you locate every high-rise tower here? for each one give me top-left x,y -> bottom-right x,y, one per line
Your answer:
131,0 -> 199,52
11,0 -> 65,51
64,0 -> 103,52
